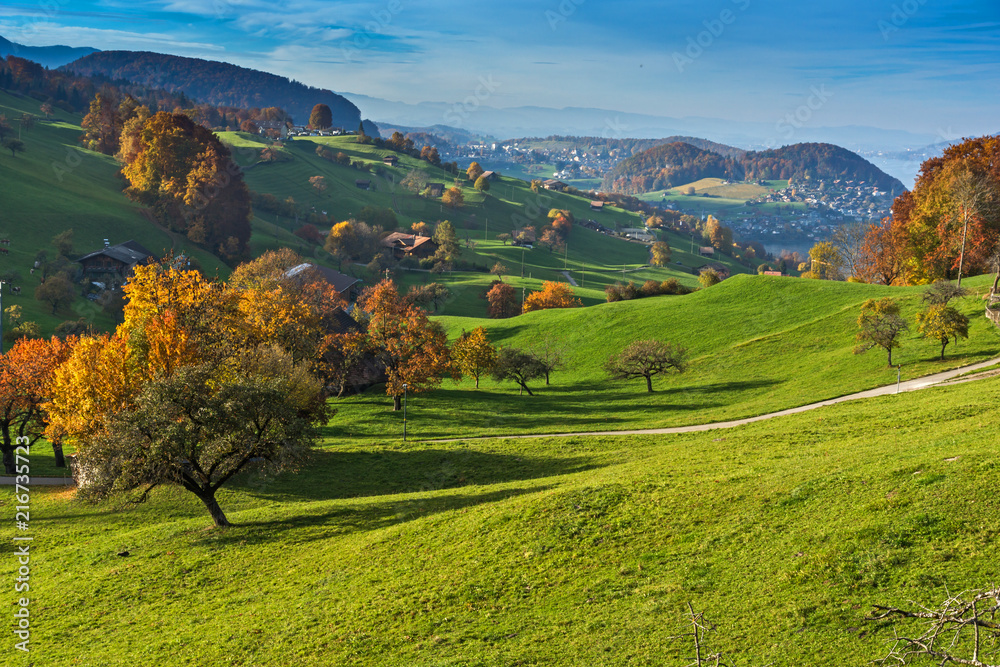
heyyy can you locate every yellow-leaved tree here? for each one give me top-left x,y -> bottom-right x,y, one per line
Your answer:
46,259 -> 328,527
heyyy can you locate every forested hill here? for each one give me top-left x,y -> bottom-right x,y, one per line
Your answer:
63,51 -> 361,128
602,141 -> 744,193
604,141 -> 906,195
742,143 -> 907,195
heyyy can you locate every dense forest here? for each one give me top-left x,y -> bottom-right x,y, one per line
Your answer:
0,55 -> 293,132
604,141 -> 906,194
602,142 -> 744,192
63,51 -> 361,128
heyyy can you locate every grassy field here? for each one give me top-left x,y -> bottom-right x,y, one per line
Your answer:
0,90 -> 230,335
214,132 -> 755,314
327,274 -> 1000,442
14,340 -> 1000,665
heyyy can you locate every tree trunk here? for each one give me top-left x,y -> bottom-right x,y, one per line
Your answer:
474,375 -> 479,389
646,375 -> 654,393
2,446 -> 13,475
52,441 -> 65,468
197,490 -> 231,527
887,347 -> 893,366
520,382 -> 533,396
993,271 -> 1000,294
544,371 -> 550,386
393,394 -> 402,411
940,340 -> 947,361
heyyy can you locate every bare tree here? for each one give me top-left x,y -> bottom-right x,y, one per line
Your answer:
671,603 -> 772,667
922,279 -> 969,307
951,169 -> 996,288
867,585 -> 1000,665
830,222 -> 868,279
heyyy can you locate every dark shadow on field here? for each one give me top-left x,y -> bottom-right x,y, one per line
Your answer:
232,448 -> 600,501
200,485 -> 555,548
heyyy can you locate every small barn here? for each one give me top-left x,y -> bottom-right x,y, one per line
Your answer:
285,262 -> 363,301
355,179 -> 372,190
380,232 -> 439,260
76,240 -> 155,288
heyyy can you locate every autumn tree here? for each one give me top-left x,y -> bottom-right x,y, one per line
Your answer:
120,112 -> 251,258
698,268 -> 721,288
46,262 -> 328,526
420,145 -> 440,165
490,262 -> 508,278
474,175 -> 491,192
496,233 -> 511,245
916,304 -> 969,360
467,161 -> 485,182
491,348 -> 545,396
442,186 -> 465,209
650,241 -> 671,266
40,102 -> 52,119
0,336 -> 74,473
487,282 -> 519,318
351,280 -> 453,410
324,220 -> 380,265
646,214 -> 665,229
309,103 -> 333,129
802,241 -> 844,280
857,216 -> 907,285
922,279 -> 969,306
522,281 -> 581,313
34,274 -> 75,314
604,340 -> 687,393
452,327 -> 498,388
411,221 -> 430,236
402,169 -> 429,194
309,175 -> 328,196
855,298 -> 908,366
80,91 -> 122,155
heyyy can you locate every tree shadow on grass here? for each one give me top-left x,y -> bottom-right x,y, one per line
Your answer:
232,447 -> 602,501
201,484 -> 556,548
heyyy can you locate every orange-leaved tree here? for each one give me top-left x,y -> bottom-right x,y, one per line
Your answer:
351,279 -> 453,410
45,260 -> 327,527
522,281 -> 582,313
0,336 -> 75,474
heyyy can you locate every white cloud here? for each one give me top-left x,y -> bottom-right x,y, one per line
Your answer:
0,21 -> 225,52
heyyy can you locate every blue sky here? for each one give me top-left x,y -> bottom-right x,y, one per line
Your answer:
1,0 -> 998,137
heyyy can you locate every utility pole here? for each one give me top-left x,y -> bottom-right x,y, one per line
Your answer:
0,280 -> 4,354
402,384 -> 408,441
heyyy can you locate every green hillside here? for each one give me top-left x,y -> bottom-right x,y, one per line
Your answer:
219,132 -> 755,316
0,89 -> 228,334
20,323 -> 1000,665
328,274 -> 1000,442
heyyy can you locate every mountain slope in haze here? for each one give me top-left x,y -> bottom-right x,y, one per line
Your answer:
0,34 -> 98,68
63,50 -> 361,128
605,141 -> 907,195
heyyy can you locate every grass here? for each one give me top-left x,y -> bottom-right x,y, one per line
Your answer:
217,133 -> 755,313
326,274 -> 1000,442
0,90 -> 229,335
13,349 -> 1000,665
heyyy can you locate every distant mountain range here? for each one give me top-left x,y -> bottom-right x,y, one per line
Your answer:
604,141 -> 907,195
344,92 -> 939,154
0,35 -> 98,68
62,51 -> 363,129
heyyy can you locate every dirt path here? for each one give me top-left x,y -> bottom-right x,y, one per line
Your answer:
561,271 -> 578,286
423,356 -> 1000,443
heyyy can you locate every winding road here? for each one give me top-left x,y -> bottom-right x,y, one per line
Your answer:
423,356 -> 1000,443
8,356 -> 999,485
